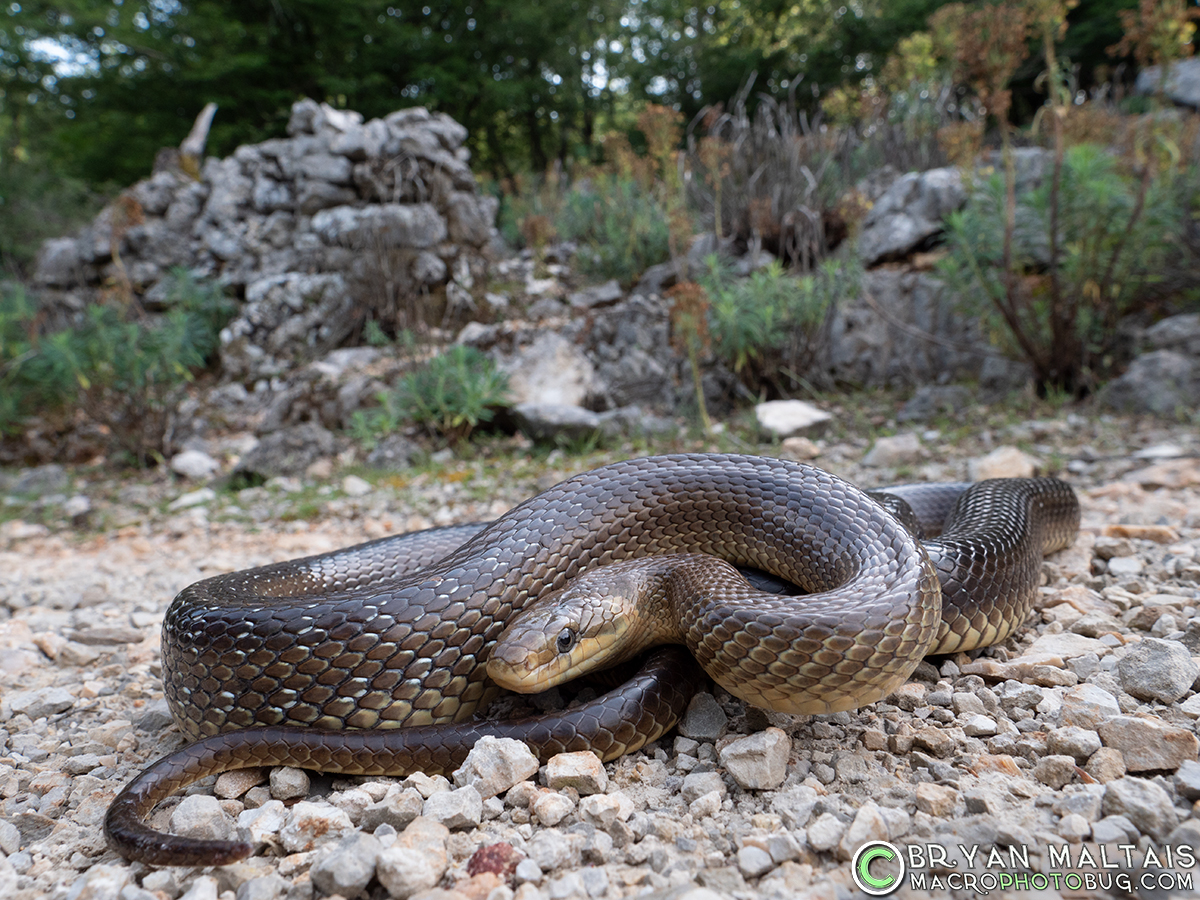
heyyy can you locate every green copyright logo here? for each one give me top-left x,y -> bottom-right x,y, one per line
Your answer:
852,840 -> 905,896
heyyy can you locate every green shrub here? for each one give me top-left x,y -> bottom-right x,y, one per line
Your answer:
555,174 -> 673,286
700,255 -> 854,396
0,269 -> 235,463
352,345 -> 510,447
938,144 -> 1190,392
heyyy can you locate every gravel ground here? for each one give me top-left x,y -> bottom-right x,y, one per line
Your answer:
2,410 -> 1200,900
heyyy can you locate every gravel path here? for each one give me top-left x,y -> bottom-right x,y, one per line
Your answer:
3,413 -> 1200,900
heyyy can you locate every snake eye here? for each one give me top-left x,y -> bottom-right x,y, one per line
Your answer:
556,629 -> 576,654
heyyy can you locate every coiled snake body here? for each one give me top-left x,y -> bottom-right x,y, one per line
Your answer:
104,454 -> 1079,866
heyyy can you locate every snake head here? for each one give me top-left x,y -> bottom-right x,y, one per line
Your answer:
486,559 -> 677,693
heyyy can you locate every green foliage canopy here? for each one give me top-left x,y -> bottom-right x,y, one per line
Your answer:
1,0 -> 1144,190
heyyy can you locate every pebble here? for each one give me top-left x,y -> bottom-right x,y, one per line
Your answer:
1116,638 -> 1199,702
514,859 -> 543,885
216,768 -> 266,799
1096,715 -> 1199,772
545,751 -> 608,795
453,736 -> 540,799
531,790 -> 575,826
915,782 -> 958,816
1085,747 -> 1128,783
279,801 -> 353,852
238,800 -> 288,844
168,486 -> 217,510
376,845 -> 445,899
1033,755 -> 1079,789
677,692 -> 727,740
1175,759 -> 1200,800
1102,777 -> 1180,840
362,787 -> 425,831
1058,812 -> 1091,842
342,474 -> 372,496
862,432 -> 922,467
736,845 -> 776,878
806,813 -> 846,852
578,792 -> 633,828
309,832 -> 381,897
718,727 -> 790,789
1058,683 -> 1121,729
1045,726 -> 1102,763
170,449 -> 220,479
422,785 -> 483,829
9,686 -> 75,719
968,445 -> 1037,479
527,831 -> 581,872
269,766 -> 310,800
170,794 -> 235,842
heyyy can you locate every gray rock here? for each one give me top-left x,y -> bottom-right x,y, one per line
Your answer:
421,784 -> 483,829
309,832 -> 381,898
234,422 -> 336,480
452,736 -> 540,799
170,449 -> 221,480
754,399 -> 832,439
269,766 -> 310,800
526,831 -> 580,872
234,874 -> 289,900
361,788 -> 424,832
1117,638 -> 1198,703
33,238 -> 83,287
1033,755 -> 1079,789
1058,683 -> 1121,729
310,203 -> 447,249
1098,350 -> 1199,416
279,801 -> 353,853
171,795 -> 234,842
897,385 -> 972,422
737,845 -> 776,878
9,687 -> 75,719
568,279 -> 624,309
1102,777 -> 1179,840
364,434 -> 419,470
512,403 -> 601,444
11,464 -> 69,495
1046,726 -> 1102,763
296,179 -> 357,214
1136,57 -> 1200,108
863,432 -> 923,468
1092,814 -> 1139,844
514,858 -> 543,884
64,865 -> 130,900
682,771 -> 726,804
375,845 -> 444,899
857,167 -> 965,265
500,331 -> 599,407
1097,715 -> 1199,772
678,692 -> 727,741
719,728 -> 790,790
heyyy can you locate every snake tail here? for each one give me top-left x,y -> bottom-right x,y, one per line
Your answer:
104,647 -> 704,866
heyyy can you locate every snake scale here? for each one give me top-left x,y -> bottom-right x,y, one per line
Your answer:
104,453 -> 1080,866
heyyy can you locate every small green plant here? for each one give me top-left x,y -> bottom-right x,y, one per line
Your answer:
700,255 -> 853,397
0,269 -> 235,464
556,174 -> 672,286
353,345 -> 511,447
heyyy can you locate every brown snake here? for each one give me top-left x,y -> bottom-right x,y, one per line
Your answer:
104,453 -> 1079,866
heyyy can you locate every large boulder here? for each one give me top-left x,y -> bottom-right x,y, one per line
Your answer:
856,168 -> 966,265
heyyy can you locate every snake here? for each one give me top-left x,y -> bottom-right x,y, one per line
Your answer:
103,453 -> 1080,866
